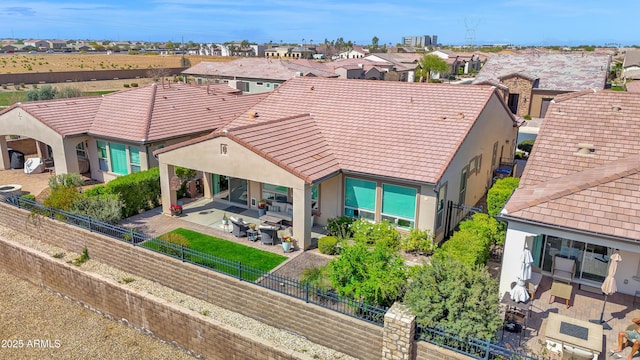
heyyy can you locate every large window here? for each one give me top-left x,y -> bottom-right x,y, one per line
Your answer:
262,183 -> 288,202
534,235 -> 611,283
435,183 -> 447,230
129,147 -> 140,173
109,143 -> 128,175
344,178 -> 376,221
381,184 -> 417,229
76,142 -> 87,158
97,141 -> 108,171
98,141 -> 141,175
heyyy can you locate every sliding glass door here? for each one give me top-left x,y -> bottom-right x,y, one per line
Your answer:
212,174 -> 248,206
536,235 -> 610,283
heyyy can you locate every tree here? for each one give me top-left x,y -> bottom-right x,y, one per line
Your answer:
403,258 -> 502,341
327,241 -> 407,307
416,54 -> 449,82
165,41 -> 175,50
517,139 -> 535,154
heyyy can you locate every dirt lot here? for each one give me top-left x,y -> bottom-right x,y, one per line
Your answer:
0,270 -> 195,360
0,53 -> 229,74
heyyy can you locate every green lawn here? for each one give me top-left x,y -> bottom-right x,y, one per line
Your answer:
143,228 -> 287,280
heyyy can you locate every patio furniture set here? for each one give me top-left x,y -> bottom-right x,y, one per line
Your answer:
229,215 -> 294,252
502,254 -> 605,358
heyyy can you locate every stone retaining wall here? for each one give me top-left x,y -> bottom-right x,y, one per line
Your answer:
0,203 -> 383,359
0,237 -> 312,359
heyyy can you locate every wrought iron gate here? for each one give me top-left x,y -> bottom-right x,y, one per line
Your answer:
443,200 -> 484,239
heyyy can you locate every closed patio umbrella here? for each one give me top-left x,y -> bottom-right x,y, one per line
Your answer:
590,251 -> 621,330
511,247 -> 533,303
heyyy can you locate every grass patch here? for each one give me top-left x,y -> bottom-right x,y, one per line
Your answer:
82,90 -> 117,96
0,91 -> 26,106
144,228 -> 287,280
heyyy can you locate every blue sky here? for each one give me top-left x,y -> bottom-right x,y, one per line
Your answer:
0,0 -> 638,46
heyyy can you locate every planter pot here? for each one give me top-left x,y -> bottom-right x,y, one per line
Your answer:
222,219 -> 229,225
282,241 -> 292,253
171,209 -> 182,216
258,208 -> 266,216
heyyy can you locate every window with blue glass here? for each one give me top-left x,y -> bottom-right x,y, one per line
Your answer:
108,143 -> 128,175
97,141 -> 109,171
129,147 -> 140,173
381,183 -> 417,228
344,178 -> 376,221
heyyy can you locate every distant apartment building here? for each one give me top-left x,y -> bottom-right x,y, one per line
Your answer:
402,35 -> 438,48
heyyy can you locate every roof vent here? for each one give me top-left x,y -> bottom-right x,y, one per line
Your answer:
612,105 -> 622,112
249,112 -> 259,119
574,143 -> 595,157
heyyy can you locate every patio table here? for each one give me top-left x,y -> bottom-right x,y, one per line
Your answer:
259,214 -> 283,227
549,281 -> 572,309
544,313 -> 602,358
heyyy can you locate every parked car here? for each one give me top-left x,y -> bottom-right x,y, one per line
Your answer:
46,50 -> 54,53
28,50 -> 37,54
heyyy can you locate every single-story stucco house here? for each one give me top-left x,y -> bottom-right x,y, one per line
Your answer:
499,90 -> 640,297
0,83 -> 267,182
154,77 -> 520,249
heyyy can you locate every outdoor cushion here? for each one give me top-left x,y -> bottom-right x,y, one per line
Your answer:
561,344 -> 593,360
552,256 -> 575,283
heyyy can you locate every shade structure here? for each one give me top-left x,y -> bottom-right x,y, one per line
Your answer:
511,247 -> 533,303
601,252 -> 621,295
520,247 -> 533,281
590,251 -> 621,329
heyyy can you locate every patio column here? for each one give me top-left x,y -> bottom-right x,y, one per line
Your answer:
292,183 -> 312,250
201,171 -> 213,199
159,163 -> 177,215
0,136 -> 9,170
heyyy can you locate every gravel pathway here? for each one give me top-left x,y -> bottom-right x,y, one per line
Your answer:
0,226 -> 356,360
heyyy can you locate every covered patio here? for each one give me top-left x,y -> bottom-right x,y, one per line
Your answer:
500,274 -> 640,358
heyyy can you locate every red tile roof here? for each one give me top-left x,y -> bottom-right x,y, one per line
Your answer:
4,83 -> 265,143
217,77 -> 507,183
504,90 -> 640,240
2,97 -> 102,137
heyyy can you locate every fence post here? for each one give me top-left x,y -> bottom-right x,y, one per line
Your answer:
305,282 -> 309,303
129,228 -> 134,245
49,207 -> 54,218
484,338 -> 490,360
181,245 -> 185,262
237,262 -> 242,281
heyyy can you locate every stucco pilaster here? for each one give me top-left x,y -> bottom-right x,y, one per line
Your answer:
0,137 -> 9,170
292,184 -> 312,250
202,172 -> 213,199
159,163 -> 177,215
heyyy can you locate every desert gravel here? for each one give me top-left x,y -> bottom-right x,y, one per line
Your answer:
0,226 -> 356,360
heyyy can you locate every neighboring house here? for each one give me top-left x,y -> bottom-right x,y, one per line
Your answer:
498,90 -> 640,297
0,83 -> 267,183
154,77 -> 519,249
337,47 -> 368,59
430,50 -> 489,76
182,58 -> 337,94
364,53 -> 422,82
24,39 -> 49,50
473,53 -> 611,118
264,46 -> 315,59
295,58 -> 391,80
0,45 -> 18,53
622,48 -> 640,80
47,40 -> 67,50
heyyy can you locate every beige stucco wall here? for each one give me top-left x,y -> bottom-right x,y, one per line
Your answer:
316,174 -> 343,226
529,90 -> 566,118
0,108 -> 71,174
417,184 -> 438,235
158,136 -> 314,248
434,93 -> 517,241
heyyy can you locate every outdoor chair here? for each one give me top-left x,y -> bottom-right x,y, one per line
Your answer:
551,256 -> 576,283
258,225 -> 278,245
561,344 -> 594,360
230,217 -> 249,237
527,266 -> 543,299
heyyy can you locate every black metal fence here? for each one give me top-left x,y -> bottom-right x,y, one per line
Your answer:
5,196 -> 387,326
416,325 -> 537,360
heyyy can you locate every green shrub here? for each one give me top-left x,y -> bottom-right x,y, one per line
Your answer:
350,219 -> 400,249
100,167 -> 161,217
158,232 -> 190,257
68,193 -> 124,224
44,186 -> 81,211
327,241 -> 407,307
487,177 -> 520,216
433,228 -> 490,267
403,258 -> 502,340
84,184 -> 108,197
300,266 -> 330,289
324,216 -> 354,239
523,114 -> 532,120
19,194 -> 36,201
48,173 -> 84,191
517,139 -> 535,154
131,83 -> 138,87
400,228 -> 435,255
123,83 -> 130,88
457,213 -> 505,246
318,236 -> 338,255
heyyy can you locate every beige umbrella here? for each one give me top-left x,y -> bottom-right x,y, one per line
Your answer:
591,251 -> 621,330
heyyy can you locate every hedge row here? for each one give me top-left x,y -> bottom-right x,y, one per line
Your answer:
487,177 -> 520,216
